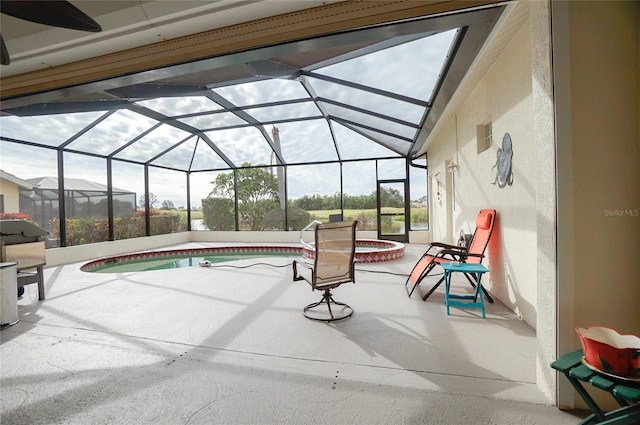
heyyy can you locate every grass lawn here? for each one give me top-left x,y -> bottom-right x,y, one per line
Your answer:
308,208 -> 407,220
179,208 -> 425,230
163,210 -> 203,220
308,209 -> 377,221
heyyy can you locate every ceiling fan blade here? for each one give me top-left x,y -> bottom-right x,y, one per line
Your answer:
1,34 -> 10,65
1,1 -> 101,32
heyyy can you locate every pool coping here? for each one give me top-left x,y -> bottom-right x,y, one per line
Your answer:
81,240 -> 405,272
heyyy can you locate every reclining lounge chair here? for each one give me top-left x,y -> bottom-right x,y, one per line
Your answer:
406,209 -> 496,302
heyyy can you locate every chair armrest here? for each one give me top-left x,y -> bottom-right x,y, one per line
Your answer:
430,242 -> 464,250
441,250 -> 484,260
435,249 -> 462,259
425,242 -> 465,256
293,259 -> 312,282
434,244 -> 468,257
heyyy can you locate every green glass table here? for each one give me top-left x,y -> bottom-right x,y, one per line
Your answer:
551,349 -> 640,424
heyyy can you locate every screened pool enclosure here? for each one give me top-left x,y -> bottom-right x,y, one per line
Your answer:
0,7 -> 503,247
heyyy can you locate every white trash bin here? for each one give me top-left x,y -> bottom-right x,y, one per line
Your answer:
0,262 -> 19,328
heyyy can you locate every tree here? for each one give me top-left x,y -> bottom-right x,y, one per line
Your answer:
209,164 -> 279,230
379,187 -> 403,208
137,192 -> 158,209
292,194 -> 324,210
161,199 -> 175,210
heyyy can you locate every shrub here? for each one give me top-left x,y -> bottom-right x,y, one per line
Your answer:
0,212 -> 35,224
49,217 -> 109,245
49,213 -> 183,246
114,216 -> 147,239
287,206 -> 311,230
202,197 -> 235,231
353,211 -> 376,231
263,206 -> 310,230
150,214 -> 182,235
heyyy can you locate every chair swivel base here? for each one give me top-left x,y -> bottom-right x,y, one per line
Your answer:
303,290 -> 353,322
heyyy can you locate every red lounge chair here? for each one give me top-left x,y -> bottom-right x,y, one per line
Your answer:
406,209 -> 496,302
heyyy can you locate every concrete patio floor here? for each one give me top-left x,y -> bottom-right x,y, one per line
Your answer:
1,242 -> 585,424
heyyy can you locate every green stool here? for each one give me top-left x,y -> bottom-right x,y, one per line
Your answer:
551,350 -> 640,424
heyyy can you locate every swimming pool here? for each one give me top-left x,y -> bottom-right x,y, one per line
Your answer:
81,240 -> 405,273
81,246 -> 301,273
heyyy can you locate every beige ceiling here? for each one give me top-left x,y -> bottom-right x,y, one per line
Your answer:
0,1 -> 334,78
1,1 -> 140,39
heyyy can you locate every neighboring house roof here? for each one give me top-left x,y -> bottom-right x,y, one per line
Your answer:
26,176 -> 134,195
0,169 -> 34,190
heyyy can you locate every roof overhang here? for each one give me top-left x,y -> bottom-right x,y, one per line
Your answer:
0,169 -> 34,189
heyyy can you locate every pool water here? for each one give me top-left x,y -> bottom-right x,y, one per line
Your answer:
91,253 -> 295,273
81,246 -> 302,273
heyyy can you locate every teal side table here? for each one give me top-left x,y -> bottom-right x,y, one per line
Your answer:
440,262 -> 489,318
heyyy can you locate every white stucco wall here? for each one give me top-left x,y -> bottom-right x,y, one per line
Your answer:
0,178 -> 21,213
530,0 -> 556,407
427,15 -> 538,327
45,233 -> 191,267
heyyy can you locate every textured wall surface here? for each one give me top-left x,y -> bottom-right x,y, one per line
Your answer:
531,0 -> 556,405
425,2 -> 559,402
427,4 -> 539,327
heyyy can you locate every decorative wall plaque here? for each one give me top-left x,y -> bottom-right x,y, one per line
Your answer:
491,132 -> 514,188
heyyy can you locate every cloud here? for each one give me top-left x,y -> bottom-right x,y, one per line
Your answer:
214,79 -> 308,106
115,124 -> 190,162
316,29 -> 457,101
1,112 -> 105,147
137,96 -> 221,116
69,110 -> 158,155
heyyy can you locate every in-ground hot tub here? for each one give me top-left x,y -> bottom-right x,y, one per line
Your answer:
302,239 -> 405,263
